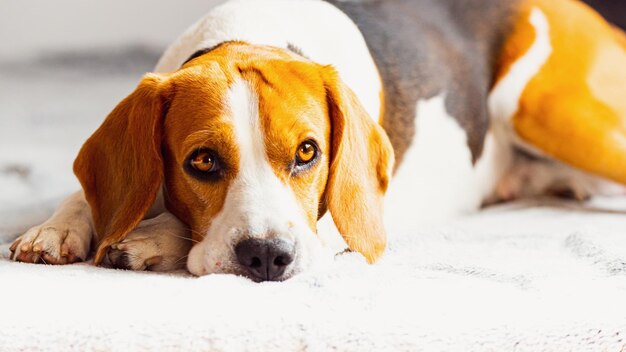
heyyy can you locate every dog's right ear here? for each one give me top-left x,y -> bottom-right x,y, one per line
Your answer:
73,73 -> 172,265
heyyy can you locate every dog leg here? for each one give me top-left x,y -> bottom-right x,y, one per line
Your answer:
103,212 -> 192,272
492,154 -> 594,203
488,146 -> 626,205
492,1 -> 626,187
10,191 -> 93,264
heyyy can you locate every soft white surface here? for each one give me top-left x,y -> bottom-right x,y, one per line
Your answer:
2,34 -> 626,352
2,201 -> 626,351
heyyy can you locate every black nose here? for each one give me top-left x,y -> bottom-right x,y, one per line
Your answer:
235,238 -> 295,281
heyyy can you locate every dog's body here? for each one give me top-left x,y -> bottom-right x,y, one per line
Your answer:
10,0 -> 626,281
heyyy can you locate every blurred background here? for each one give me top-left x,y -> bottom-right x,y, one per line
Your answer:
0,0 -> 222,220
0,0 -> 623,219
584,0 -> 626,28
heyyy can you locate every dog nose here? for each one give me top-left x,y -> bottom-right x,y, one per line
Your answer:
235,238 -> 295,281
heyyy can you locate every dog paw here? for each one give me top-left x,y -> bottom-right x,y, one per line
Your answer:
494,175 -> 526,202
9,220 -> 92,265
546,183 -> 591,201
104,213 -> 192,272
491,153 -> 594,204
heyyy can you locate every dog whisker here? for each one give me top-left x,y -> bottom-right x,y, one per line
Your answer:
160,229 -> 200,244
180,226 -> 205,244
173,255 -> 190,267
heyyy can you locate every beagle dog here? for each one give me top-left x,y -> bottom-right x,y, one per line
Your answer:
9,0 -> 626,281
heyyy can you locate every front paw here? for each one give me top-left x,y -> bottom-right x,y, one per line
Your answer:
103,213 -> 192,272
10,220 -> 92,264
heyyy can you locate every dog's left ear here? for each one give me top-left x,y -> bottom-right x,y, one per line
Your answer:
322,66 -> 395,263
73,73 -> 172,264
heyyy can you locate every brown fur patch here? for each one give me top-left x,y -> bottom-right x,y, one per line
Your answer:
74,74 -> 173,263
321,66 -> 394,263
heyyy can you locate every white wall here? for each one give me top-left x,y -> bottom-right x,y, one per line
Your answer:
0,0 -> 224,61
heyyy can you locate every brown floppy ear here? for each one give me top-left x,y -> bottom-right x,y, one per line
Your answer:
73,73 -> 171,264
322,67 -> 395,263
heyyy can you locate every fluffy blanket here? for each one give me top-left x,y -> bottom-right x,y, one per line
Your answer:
1,46 -> 626,352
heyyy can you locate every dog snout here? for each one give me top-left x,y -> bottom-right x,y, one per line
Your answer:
235,238 -> 295,281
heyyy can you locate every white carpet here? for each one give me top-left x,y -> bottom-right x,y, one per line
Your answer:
2,46 -> 626,352
2,200 -> 626,351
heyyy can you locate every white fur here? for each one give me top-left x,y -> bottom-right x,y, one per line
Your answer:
155,0 -> 382,122
10,189 -> 192,271
384,94 -> 512,231
10,191 -> 93,262
105,212 -> 191,271
187,80 -> 331,277
488,8 -> 552,123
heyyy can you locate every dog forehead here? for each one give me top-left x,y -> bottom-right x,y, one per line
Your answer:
179,42 -> 328,102
255,67 -> 328,125
163,71 -> 231,154
166,48 -> 330,149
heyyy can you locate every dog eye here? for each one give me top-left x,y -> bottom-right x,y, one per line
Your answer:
186,149 -> 222,180
296,141 -> 317,165
191,151 -> 217,172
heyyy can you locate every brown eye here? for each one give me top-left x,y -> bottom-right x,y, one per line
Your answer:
295,141 -> 318,166
186,149 -> 222,182
191,151 -> 215,172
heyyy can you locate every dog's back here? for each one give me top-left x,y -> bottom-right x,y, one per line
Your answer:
327,0 -> 519,164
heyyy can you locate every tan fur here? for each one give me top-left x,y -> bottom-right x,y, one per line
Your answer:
74,74 -> 173,264
322,67 -> 394,263
494,0 -> 626,185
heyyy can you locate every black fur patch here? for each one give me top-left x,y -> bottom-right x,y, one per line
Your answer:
287,42 -> 309,59
114,252 -> 131,270
326,0 -> 520,168
181,41 -> 242,67
182,48 -> 214,66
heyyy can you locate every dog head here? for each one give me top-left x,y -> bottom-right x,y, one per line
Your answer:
74,42 -> 394,281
